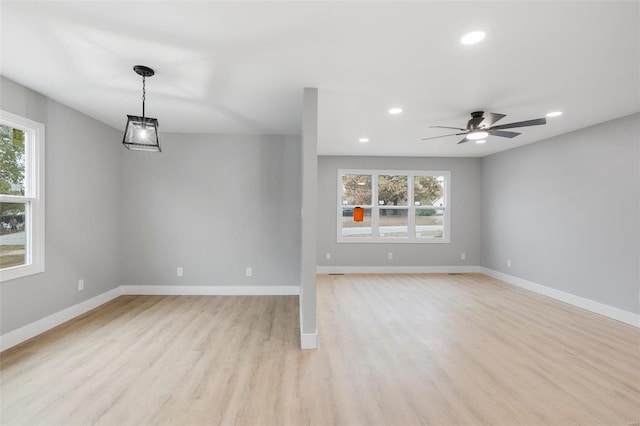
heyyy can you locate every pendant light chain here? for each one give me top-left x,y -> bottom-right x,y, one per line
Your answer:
142,75 -> 146,118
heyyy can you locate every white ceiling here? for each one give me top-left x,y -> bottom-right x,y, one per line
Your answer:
1,1 -> 638,157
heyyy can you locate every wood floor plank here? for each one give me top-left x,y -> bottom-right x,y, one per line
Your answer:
1,273 -> 639,425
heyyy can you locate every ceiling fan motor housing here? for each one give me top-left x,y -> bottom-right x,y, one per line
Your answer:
468,111 -> 486,129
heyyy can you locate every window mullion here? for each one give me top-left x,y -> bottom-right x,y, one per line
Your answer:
408,173 -> 415,240
0,196 -> 35,203
336,173 -> 342,242
372,173 -> 379,240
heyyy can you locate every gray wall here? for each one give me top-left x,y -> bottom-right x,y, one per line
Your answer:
120,132 -> 301,287
317,156 -> 482,267
0,77 -> 122,334
481,113 -> 640,314
2,74 -> 636,339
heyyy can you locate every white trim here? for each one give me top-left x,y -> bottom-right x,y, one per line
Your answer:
0,287 -> 123,352
298,298 -> 318,350
121,285 -> 300,296
337,169 -> 451,244
480,268 -> 640,328
317,265 -> 481,274
3,273 -> 635,354
300,329 -> 318,349
0,110 -> 45,282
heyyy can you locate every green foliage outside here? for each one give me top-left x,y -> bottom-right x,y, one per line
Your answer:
0,124 -> 25,195
0,202 -> 26,268
341,175 -> 372,205
342,174 -> 443,208
1,202 -> 25,218
414,176 -> 443,206
378,175 -> 408,206
416,208 -> 438,216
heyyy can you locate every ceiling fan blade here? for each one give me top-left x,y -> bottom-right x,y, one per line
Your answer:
481,112 -> 506,128
421,132 -> 466,141
489,130 -> 521,138
457,138 -> 469,144
490,117 -> 547,130
428,125 -> 467,131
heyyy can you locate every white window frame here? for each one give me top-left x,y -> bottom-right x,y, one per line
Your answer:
337,169 -> 451,244
0,110 -> 45,282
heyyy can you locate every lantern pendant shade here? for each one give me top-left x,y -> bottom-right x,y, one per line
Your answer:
122,115 -> 161,152
353,207 -> 364,222
123,65 -> 161,152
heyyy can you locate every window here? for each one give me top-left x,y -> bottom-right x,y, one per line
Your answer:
338,169 -> 450,243
0,110 -> 45,281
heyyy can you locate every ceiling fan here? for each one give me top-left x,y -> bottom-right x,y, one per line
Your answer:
422,111 -> 546,144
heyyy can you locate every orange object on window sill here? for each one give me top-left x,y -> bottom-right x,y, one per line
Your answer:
353,207 -> 364,222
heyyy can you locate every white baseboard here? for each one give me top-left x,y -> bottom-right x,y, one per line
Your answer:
1,284 -> 301,352
480,268 -> 639,328
300,329 -> 318,349
317,265 -> 481,274
0,287 -> 123,352
299,298 -> 318,350
7,270 -> 633,355
121,285 -> 300,296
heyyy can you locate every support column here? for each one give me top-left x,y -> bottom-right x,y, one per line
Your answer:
300,88 -> 318,349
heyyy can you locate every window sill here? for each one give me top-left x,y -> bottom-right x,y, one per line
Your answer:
1,262 -> 44,282
337,238 -> 451,244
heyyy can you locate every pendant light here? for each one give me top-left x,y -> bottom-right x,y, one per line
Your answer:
122,65 -> 161,152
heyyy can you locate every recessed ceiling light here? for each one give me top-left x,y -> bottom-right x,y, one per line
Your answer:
358,137 -> 369,143
461,31 -> 486,45
467,131 -> 489,140
388,108 -> 403,114
546,111 -> 563,117
475,139 -> 486,144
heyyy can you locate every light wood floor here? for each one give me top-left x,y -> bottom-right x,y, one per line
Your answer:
1,273 -> 639,425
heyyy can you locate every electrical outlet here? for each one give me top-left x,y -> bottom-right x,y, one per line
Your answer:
507,259 -> 512,268
78,279 -> 84,291
388,252 -> 393,260
177,267 -> 183,277
461,253 -> 466,260
246,267 -> 252,277
326,253 -> 331,260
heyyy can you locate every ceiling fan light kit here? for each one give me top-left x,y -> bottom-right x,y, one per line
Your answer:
467,131 -> 489,140
422,111 -> 547,145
